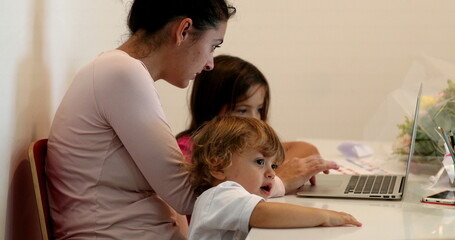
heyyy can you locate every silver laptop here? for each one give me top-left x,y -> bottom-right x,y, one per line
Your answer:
297,84 -> 422,200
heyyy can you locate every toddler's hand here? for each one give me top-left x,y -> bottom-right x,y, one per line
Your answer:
322,210 -> 362,227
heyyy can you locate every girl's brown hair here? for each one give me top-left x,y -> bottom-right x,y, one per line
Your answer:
185,116 -> 285,195
176,55 -> 270,139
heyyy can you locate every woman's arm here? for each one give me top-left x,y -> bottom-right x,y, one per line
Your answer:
96,55 -> 196,214
250,202 -> 362,228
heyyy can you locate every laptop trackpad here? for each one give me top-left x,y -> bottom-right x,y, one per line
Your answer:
299,175 -> 347,194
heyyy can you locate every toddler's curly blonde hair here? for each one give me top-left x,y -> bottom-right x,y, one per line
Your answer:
185,115 -> 285,195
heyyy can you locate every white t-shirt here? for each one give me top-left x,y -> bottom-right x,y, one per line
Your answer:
188,181 -> 264,240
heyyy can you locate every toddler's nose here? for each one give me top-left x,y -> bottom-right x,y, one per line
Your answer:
265,168 -> 275,179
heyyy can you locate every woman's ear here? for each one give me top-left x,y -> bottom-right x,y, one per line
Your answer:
210,170 -> 226,181
175,18 -> 192,46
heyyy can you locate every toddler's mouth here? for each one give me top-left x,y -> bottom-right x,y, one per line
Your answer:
260,184 -> 272,196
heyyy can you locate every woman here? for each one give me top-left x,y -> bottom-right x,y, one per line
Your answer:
177,55 -> 339,195
46,1 -> 236,239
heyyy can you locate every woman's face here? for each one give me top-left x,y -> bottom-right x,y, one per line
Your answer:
221,85 -> 266,120
166,22 -> 228,88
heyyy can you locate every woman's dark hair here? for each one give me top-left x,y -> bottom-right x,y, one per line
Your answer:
128,0 -> 236,39
176,55 -> 271,139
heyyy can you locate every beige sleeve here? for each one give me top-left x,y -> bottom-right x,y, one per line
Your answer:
94,56 -> 196,214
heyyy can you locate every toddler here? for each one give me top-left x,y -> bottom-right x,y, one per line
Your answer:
185,116 -> 361,240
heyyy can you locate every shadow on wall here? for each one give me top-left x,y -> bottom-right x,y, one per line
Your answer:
5,0 -> 52,239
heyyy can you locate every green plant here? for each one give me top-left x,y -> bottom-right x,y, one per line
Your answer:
394,80 -> 455,158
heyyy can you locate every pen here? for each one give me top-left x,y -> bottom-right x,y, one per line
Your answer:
450,130 -> 455,150
438,127 -> 455,165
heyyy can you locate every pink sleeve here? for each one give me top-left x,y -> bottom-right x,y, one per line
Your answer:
270,176 -> 285,197
95,57 -> 196,214
177,135 -> 194,163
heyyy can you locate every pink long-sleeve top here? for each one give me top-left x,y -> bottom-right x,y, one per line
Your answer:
46,50 -> 195,240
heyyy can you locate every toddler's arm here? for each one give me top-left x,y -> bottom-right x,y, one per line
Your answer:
250,202 -> 362,228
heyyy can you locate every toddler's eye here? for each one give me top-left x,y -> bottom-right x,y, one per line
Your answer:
256,159 -> 265,166
271,164 -> 278,170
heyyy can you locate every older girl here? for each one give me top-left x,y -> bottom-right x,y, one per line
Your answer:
177,55 -> 339,195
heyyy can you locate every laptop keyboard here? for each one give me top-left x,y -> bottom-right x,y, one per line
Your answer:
344,175 -> 397,194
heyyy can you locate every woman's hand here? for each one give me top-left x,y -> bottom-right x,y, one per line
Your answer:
275,155 -> 339,194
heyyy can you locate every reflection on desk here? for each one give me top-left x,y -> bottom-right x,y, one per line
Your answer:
246,139 -> 455,240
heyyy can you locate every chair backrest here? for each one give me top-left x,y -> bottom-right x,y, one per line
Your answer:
29,139 -> 53,240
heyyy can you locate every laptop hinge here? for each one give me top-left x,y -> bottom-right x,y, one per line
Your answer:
398,177 -> 406,193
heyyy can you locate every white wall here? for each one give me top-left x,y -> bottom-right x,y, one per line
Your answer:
163,0 -> 455,142
1,0 -> 128,238
2,0 -> 455,238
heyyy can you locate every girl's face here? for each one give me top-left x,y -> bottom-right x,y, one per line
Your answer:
221,85 -> 266,120
165,21 -> 227,88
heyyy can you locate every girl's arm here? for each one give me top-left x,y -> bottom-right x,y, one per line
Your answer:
277,141 -> 340,194
283,141 -> 319,160
250,202 -> 362,228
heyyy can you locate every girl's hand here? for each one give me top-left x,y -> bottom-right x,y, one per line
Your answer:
275,155 -> 339,194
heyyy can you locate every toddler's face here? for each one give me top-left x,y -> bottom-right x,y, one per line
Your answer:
222,149 -> 277,199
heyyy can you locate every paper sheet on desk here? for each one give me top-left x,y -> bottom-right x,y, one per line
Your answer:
331,158 -> 397,175
334,142 -> 386,174
337,141 -> 373,158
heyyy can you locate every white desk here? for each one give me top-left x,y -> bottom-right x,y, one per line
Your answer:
247,139 -> 455,240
